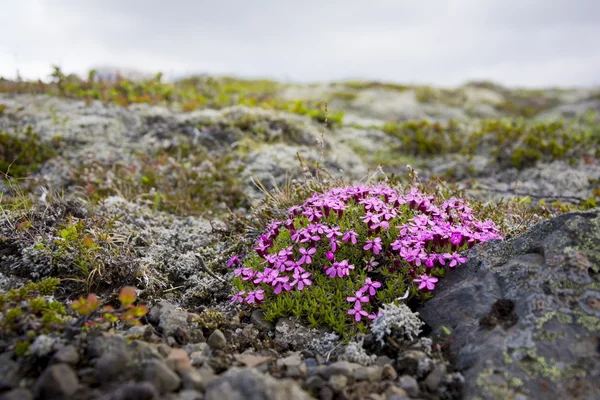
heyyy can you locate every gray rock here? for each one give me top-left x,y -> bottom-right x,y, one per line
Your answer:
303,375 -> 327,392
356,365 -> 383,382
397,375 -> 420,398
0,388 -> 33,400
190,351 -> 208,367
206,329 -> 226,350
95,352 -> 132,385
251,309 -> 274,332
423,363 -> 446,392
33,363 -> 79,400
328,374 -> 348,392
0,353 -> 20,390
418,209 -> 600,399
384,385 -> 409,399
396,350 -> 431,378
166,348 -> 192,374
382,364 -> 397,381
319,386 -> 335,400
87,335 -> 129,359
178,389 -> 204,400
148,301 -> 190,337
52,344 -> 80,365
142,360 -> 181,394
320,361 -> 361,378
204,367 -> 312,400
96,381 -> 159,400
181,369 -> 204,391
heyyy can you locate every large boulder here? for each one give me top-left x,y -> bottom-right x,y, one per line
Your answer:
418,208 -> 600,399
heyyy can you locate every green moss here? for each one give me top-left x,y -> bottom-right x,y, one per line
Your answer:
0,278 -> 71,354
517,348 -> 586,382
0,126 -> 58,177
475,368 -> 520,400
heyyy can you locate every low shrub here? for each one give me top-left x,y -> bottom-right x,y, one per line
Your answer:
229,184 -> 502,337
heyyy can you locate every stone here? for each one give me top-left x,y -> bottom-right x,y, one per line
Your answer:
96,381 -> 159,400
178,389 -> 203,400
319,386 -> 335,400
157,344 -> 172,358
303,375 -> 327,392
418,209 -> 600,399
184,342 -> 209,355
396,350 -> 429,377
384,385 -> 408,399
142,360 -> 181,394
354,365 -> 383,382
397,375 -> 420,398
320,361 -> 361,378
328,374 -> 348,392
234,354 -> 272,368
0,389 -> 33,400
204,367 -> 312,400
181,369 -> 204,391
190,351 -> 208,367
251,309 -> 274,331
33,363 -> 79,400
0,353 -> 20,390
423,363 -> 447,392
148,301 -> 191,338
382,364 -> 397,381
166,348 -> 192,374
206,329 -> 226,350
95,353 -> 132,385
52,344 -> 80,365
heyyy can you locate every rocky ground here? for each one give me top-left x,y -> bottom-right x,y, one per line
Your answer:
0,79 -> 599,400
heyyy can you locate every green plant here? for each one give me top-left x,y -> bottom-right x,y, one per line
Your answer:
229,183 -> 502,337
0,126 -> 58,178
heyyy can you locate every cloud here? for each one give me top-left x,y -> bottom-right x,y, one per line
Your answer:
1,0 -> 599,87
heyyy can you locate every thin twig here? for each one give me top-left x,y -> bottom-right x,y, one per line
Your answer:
194,253 -> 228,284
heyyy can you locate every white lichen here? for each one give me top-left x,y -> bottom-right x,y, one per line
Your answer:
371,302 -> 425,346
340,335 -> 376,366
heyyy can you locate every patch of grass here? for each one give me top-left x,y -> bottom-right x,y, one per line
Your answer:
1,67 -> 343,126
381,114 -> 600,169
0,126 -> 59,178
77,145 -> 247,217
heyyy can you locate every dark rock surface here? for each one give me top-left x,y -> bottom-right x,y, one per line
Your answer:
418,208 -> 600,399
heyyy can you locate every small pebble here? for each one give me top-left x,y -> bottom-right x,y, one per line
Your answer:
328,374 -> 348,393
207,330 -> 227,350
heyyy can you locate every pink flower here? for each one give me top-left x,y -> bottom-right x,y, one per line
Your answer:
246,289 -> 265,304
347,302 -> 370,322
231,291 -> 245,303
342,230 -> 358,245
298,247 -> 316,265
347,290 -> 370,307
363,237 -> 382,255
291,271 -> 312,290
413,275 -> 438,291
272,276 -> 291,294
450,231 -> 463,246
227,254 -> 243,267
446,253 -> 468,268
360,278 -> 382,296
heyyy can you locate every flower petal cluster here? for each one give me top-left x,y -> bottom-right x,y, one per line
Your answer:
228,184 -> 502,333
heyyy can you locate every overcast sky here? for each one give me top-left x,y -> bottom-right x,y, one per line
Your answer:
1,0 -> 599,87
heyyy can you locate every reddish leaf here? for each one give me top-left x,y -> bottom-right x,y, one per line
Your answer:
86,294 -> 99,310
119,287 -> 137,307
83,237 -> 95,247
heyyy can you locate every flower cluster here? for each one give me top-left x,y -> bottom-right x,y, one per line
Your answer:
228,185 -> 502,334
